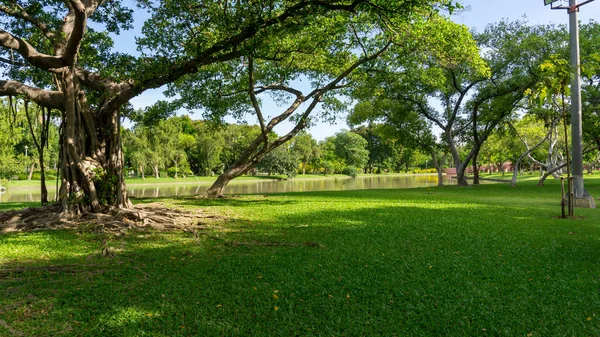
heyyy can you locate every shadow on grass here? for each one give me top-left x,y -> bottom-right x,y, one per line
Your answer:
132,195 -> 299,209
3,176 -> 600,335
2,192 -> 600,335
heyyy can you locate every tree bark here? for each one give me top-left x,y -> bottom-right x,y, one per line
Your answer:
205,160 -> 255,198
27,163 -> 35,180
427,148 -> 444,187
444,130 -> 468,186
472,151 -> 480,185
39,159 -> 48,204
55,69 -> 131,213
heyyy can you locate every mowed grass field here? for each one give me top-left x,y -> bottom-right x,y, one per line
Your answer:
1,176 -> 600,336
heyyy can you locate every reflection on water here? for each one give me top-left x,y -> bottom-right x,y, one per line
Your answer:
0,175 -> 455,203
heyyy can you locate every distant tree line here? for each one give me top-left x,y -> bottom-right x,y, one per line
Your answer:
121,115 -> 443,179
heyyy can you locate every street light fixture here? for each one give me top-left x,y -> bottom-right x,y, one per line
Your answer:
24,145 -> 29,175
544,0 -> 596,208
544,0 -> 595,8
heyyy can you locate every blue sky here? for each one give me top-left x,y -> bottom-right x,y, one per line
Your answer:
124,0 -> 600,140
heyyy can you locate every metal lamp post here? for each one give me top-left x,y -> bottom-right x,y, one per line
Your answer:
544,0 -> 596,208
24,145 -> 29,175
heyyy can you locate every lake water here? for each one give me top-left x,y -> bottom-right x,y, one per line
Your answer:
0,175 -> 456,203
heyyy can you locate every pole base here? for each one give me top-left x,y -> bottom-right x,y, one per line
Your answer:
574,195 -> 596,209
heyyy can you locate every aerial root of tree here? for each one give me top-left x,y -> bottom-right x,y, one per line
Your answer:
0,203 -> 227,233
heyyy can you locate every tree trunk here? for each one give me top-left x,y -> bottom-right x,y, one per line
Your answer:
445,130 -> 468,186
153,165 -> 160,179
426,148 -> 444,187
205,160 -> 255,198
56,69 -> 131,213
39,152 -> 48,205
472,151 -> 480,185
455,164 -> 468,186
27,163 -> 35,180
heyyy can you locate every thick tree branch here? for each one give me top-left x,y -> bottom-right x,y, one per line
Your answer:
266,41 -> 392,144
74,67 -> 130,94
60,0 -> 87,65
255,84 -> 304,97
450,69 -> 464,94
0,80 -> 64,110
247,55 -> 268,145
0,29 -> 64,70
124,0 -> 366,104
0,56 -> 28,66
401,95 -> 446,130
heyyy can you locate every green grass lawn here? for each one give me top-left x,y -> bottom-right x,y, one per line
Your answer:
2,177 -> 600,335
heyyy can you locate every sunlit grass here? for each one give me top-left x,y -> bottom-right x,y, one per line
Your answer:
1,176 -> 600,335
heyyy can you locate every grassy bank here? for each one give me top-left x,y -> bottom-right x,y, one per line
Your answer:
1,178 -> 600,335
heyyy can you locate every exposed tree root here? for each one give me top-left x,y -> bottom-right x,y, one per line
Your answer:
0,202 -> 227,233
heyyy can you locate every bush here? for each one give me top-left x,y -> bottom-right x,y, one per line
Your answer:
166,167 -> 193,178
321,161 -> 335,175
412,168 -> 438,174
31,172 -> 57,181
166,167 -> 178,178
182,169 -> 194,178
342,166 -> 358,177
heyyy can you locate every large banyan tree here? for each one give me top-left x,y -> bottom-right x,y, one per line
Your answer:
0,0 -> 459,211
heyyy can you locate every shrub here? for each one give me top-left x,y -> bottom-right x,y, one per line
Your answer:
167,167 -> 178,178
166,167 -> 193,178
412,168 -> 438,174
31,172 -> 57,181
342,166 -> 358,177
321,161 -> 335,175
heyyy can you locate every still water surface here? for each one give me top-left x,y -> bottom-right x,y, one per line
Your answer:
0,175 -> 455,203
